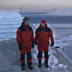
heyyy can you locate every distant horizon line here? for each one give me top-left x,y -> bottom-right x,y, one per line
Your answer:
0,7 -> 72,13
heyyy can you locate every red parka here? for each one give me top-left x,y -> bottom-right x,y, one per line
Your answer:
17,23 -> 34,53
35,24 -> 54,52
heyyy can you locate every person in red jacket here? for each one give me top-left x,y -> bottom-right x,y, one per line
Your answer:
17,17 -> 34,70
35,20 -> 54,67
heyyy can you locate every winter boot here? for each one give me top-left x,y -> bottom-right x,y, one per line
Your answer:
45,63 -> 49,67
21,66 -> 25,71
38,63 -> 42,68
28,64 -> 33,70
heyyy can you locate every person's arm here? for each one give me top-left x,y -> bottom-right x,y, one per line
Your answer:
31,30 -> 35,48
31,30 -> 34,42
17,29 -> 22,43
49,29 -> 54,47
34,30 -> 38,45
17,29 -> 22,50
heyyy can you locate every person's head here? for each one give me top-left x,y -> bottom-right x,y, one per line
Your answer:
23,17 -> 30,25
40,20 -> 46,27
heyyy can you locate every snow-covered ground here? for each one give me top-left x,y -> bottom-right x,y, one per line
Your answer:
47,8 -> 72,16
0,39 -> 69,72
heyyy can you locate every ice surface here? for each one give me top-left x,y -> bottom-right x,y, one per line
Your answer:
0,12 -> 23,40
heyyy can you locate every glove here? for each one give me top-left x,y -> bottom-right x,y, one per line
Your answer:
18,43 -> 23,50
51,42 -> 54,47
35,41 -> 38,45
31,41 -> 34,48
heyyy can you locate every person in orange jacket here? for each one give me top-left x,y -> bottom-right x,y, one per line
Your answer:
17,17 -> 34,70
35,20 -> 54,67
